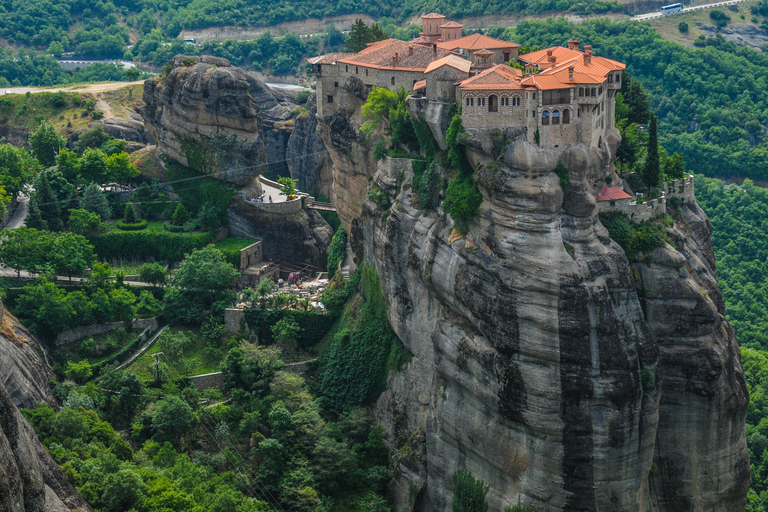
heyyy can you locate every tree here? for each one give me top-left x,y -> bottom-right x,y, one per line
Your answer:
368,23 -> 388,42
642,114 -> 660,191
102,469 -> 146,512
75,125 -> 111,155
79,148 -> 110,184
0,227 -> 50,277
47,41 -> 65,58
0,143 -> 39,197
25,202 -> 48,231
15,279 -> 74,335
271,317 -> 302,346
123,202 -> 137,223
345,19 -> 371,52
172,202 -> 190,226
361,86 -> 399,136
68,208 -> 102,234
79,182 -> 112,220
325,23 -> 344,47
452,469 -> 489,512
620,73 -> 651,125
33,170 -> 63,231
65,360 -> 93,383
139,262 -> 167,286
277,176 -> 298,199
663,152 -> 686,180
51,232 -> 96,281
56,148 -> 80,183
257,279 -> 275,297
171,246 -> 238,308
152,395 -> 193,444
29,121 -> 66,168
106,152 -> 139,181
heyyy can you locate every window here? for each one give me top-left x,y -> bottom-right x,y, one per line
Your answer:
489,95 -> 498,112
327,95 -> 334,103
355,66 -> 359,74
345,65 -> 348,72
542,89 -> 570,105
366,69 -> 368,76
532,110 -> 536,117
608,75 -> 613,83
533,92 -> 537,100
552,109 -> 560,125
478,97 -> 485,107
591,88 -> 596,97
513,96 -> 520,106
334,82 -> 338,87
501,97 -> 508,107
616,73 -> 621,83
577,108 -> 581,118
563,109 -> 570,124
466,97 -> 473,107
579,87 -> 584,97
391,76 -> 395,85
542,111 -> 550,125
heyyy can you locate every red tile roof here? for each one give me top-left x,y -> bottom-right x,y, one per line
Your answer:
597,187 -> 633,202
439,21 -> 464,28
436,33 -> 520,51
459,64 -> 525,91
425,54 -> 472,74
307,52 -> 348,65
337,39 -> 452,71
422,12 -> 446,19
413,79 -> 426,91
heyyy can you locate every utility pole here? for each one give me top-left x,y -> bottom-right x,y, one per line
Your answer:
152,352 -> 164,385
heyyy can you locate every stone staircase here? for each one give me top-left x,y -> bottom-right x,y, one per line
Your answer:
340,241 -> 353,279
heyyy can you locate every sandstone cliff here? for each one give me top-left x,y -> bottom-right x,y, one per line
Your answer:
286,93 -> 333,199
142,55 -> 269,186
316,92 -> 749,510
0,309 -> 93,512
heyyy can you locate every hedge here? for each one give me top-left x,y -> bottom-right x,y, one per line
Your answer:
87,231 -> 213,263
116,220 -> 148,231
243,309 -> 336,350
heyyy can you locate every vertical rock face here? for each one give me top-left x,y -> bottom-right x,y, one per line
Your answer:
0,311 -> 93,512
287,94 -> 333,200
142,55 -> 268,185
316,101 -> 749,510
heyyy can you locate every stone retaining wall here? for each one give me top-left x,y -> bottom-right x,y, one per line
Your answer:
55,318 -> 158,346
188,371 -> 225,392
598,195 -> 666,224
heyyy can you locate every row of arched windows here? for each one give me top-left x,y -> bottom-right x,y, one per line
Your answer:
465,93 -> 522,112
541,109 -> 571,125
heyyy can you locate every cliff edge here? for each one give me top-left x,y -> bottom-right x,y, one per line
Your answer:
316,94 -> 749,510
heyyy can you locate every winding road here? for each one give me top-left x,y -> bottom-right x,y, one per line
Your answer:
632,0 -> 747,20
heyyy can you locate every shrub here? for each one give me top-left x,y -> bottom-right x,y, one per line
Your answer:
678,21 -> 689,32
556,163 -> 570,191
123,203 -> 137,224
599,212 -> 668,260
181,57 -> 197,66
444,173 -> 483,232
295,90 -> 312,104
172,203 -> 190,226
452,469 -> 489,512
116,219 -> 148,231
327,225 -> 347,279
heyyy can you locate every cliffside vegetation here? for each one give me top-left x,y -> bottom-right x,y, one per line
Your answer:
696,177 -> 768,509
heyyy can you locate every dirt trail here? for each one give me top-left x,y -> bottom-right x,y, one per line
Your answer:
3,81 -> 145,96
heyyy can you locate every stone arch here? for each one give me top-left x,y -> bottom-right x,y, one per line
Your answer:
488,94 -> 498,113
563,108 -> 570,124
552,108 -> 560,125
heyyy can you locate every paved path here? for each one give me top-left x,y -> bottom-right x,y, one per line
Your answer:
116,324 -> 170,371
632,0 -> 745,20
4,195 -> 28,229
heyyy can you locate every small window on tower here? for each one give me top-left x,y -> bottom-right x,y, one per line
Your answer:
327,95 -> 334,104
391,77 -> 395,85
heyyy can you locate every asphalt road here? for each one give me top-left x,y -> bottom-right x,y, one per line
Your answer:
632,0 -> 746,20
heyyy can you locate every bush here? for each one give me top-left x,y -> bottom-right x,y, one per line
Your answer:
116,219 -> 148,231
172,203 -> 190,226
556,163 -> 570,191
452,469 -> 489,512
163,221 -> 185,233
444,173 -> 483,231
181,57 -> 197,66
327,225 -> 347,279
123,203 -> 137,224
295,90 -> 312,104
678,21 -> 689,32
599,212 -> 668,260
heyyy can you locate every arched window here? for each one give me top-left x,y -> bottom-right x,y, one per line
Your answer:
552,109 -> 560,125
512,95 -> 521,106
563,109 -> 570,124
501,96 -> 508,107
478,97 -> 485,107
542,110 -> 550,125
489,94 -> 498,112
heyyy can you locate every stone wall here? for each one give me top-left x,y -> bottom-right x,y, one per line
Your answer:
239,195 -> 304,214
664,175 -> 695,204
598,195 -> 666,223
188,371 -> 225,392
239,241 -> 263,271
55,318 -> 158,346
224,308 -> 246,335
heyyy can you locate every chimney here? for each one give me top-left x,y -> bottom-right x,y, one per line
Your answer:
549,55 -> 556,64
546,49 -> 553,59
568,65 -> 574,80
573,40 -> 580,51
583,45 -> 592,65
433,43 -> 437,54
409,45 -> 414,56
393,52 -> 399,66
567,39 -> 575,50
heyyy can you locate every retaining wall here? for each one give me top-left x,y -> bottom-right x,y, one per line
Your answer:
55,318 -> 158,346
188,371 -> 226,392
598,195 -> 666,224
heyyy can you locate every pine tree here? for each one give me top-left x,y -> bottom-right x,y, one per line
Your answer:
643,114 -> 660,191
79,182 -> 112,220
25,202 -> 48,231
172,203 -> 190,226
34,171 -> 62,231
452,469 -> 489,512
345,19 -> 370,52
123,202 -> 137,224
368,23 -> 388,42
621,72 -> 651,125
